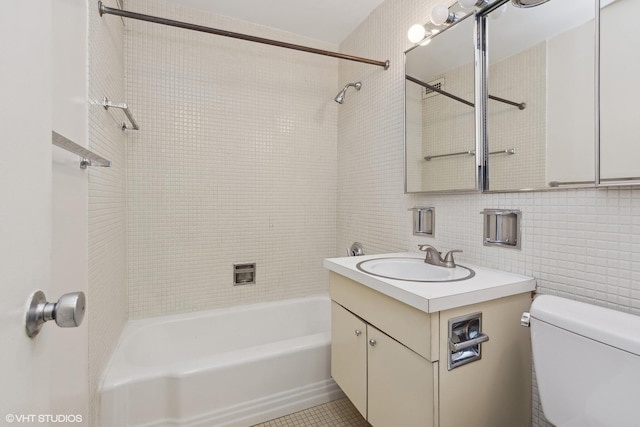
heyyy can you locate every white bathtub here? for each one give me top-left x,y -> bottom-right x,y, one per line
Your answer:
100,294 -> 343,427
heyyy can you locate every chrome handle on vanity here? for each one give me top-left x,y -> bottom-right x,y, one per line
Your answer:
521,312 -> 531,327
25,291 -> 86,338
355,329 -> 362,336
369,339 -> 377,347
448,333 -> 490,352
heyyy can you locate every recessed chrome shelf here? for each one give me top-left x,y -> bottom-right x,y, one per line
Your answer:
481,209 -> 521,249
409,207 -> 435,237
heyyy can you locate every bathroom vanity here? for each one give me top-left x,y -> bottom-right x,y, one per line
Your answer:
325,253 -> 535,427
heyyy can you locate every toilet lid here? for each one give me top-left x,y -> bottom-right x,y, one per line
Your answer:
530,295 -> 640,356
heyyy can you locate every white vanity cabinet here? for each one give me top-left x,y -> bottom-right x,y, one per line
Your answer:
332,302 -> 436,426
329,270 -> 533,427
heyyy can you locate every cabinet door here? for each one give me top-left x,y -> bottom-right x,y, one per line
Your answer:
331,302 -> 367,418
368,325 -> 435,427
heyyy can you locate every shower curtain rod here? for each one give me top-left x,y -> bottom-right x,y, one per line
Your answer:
98,2 -> 390,70
406,75 -> 526,110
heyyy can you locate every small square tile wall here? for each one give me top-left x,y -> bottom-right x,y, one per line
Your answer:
124,0 -> 338,318
87,0 -> 128,424
339,1 -> 640,425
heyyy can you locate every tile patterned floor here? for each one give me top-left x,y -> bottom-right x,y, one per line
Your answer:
252,398 -> 371,427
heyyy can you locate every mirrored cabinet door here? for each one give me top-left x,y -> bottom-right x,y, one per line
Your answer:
484,0 -> 596,191
600,0 -> 640,184
405,15 -> 478,193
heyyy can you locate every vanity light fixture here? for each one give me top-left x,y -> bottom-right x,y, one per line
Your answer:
407,24 -> 428,43
407,0 -> 494,45
407,2 -> 469,44
407,24 -> 440,45
431,4 -> 459,26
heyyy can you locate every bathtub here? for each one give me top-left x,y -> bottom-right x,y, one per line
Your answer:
100,294 -> 343,427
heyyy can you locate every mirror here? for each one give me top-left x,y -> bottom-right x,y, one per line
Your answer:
405,14 -> 478,193
485,0 -> 596,191
600,0 -> 640,183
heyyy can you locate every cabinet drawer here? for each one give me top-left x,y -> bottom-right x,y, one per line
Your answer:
330,272 -> 439,361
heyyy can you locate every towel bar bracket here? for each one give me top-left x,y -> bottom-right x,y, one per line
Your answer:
102,96 -> 140,131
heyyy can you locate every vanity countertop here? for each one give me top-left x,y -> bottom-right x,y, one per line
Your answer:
324,252 -> 535,313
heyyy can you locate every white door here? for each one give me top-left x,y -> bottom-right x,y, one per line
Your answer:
51,0 -> 89,420
0,0 -> 55,422
1,1 -> 89,423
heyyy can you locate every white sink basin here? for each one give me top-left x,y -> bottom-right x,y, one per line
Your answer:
356,257 -> 475,282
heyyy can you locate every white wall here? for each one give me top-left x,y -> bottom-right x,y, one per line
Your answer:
51,0 -> 89,420
124,0 -> 338,318
338,1 -> 640,426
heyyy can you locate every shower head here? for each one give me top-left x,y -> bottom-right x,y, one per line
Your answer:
334,82 -> 362,104
511,0 -> 550,7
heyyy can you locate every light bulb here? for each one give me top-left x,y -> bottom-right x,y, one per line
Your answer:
431,4 -> 453,26
407,24 -> 427,43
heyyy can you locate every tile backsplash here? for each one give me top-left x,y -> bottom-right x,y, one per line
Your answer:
125,0 -> 338,318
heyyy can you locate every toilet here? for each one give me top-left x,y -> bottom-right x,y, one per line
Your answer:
528,295 -> 640,427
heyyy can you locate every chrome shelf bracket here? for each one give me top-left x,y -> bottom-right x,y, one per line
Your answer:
103,96 -> 140,131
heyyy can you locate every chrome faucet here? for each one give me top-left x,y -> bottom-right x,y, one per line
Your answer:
418,244 -> 462,268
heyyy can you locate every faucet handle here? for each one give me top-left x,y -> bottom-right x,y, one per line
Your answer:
418,244 -> 438,253
443,250 -> 462,267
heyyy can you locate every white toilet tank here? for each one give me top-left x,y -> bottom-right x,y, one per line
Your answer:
529,295 -> 640,427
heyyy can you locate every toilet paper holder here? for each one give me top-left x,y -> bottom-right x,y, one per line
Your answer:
448,312 -> 489,370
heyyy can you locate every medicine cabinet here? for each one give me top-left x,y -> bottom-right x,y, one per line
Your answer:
404,0 -> 640,193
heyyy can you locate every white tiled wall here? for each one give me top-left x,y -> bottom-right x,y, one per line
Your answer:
339,1 -> 640,426
88,0 -> 128,423
124,0 -> 338,318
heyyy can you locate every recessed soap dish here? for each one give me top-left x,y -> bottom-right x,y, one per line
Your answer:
409,207 -> 435,237
481,209 -> 521,250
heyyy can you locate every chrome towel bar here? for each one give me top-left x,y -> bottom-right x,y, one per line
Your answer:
52,131 -> 111,169
103,97 -> 139,131
425,148 -> 516,161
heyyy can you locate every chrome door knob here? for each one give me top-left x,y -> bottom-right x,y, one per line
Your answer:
26,290 -> 86,338
369,339 -> 377,346
354,329 -> 362,336
53,292 -> 86,328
